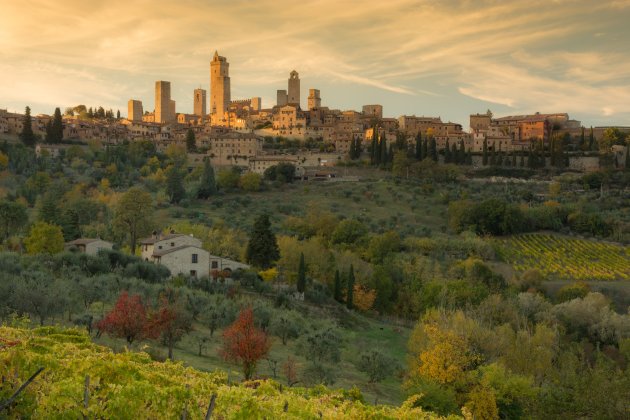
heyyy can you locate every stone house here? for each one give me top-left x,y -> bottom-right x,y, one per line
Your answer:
140,232 -> 209,278
65,238 -> 113,255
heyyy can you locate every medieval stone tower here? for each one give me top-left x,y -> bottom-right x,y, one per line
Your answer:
194,88 -> 207,117
210,51 -> 231,121
287,70 -> 300,107
308,89 -> 321,110
155,81 -> 172,124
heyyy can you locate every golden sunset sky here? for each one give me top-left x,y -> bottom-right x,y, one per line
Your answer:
1,0 -> 629,126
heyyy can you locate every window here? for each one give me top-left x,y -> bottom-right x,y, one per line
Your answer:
171,242 -> 175,247
158,245 -> 162,249
211,261 -> 218,269
190,270 -> 197,277
192,254 -> 198,264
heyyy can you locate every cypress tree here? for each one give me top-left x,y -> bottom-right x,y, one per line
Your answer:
196,159 -> 217,198
379,137 -> 387,165
444,139 -> 451,163
116,109 -> 121,119
245,214 -> 280,269
520,152 -> 525,167
589,127 -> 595,151
346,265 -> 355,310
415,133 -> 422,160
451,143 -> 458,164
625,146 -> 630,170
458,141 -> 465,164
44,120 -> 54,144
422,138 -> 428,160
52,107 -> 63,143
388,143 -> 394,164
165,165 -> 185,204
550,137 -> 556,166
429,138 -> 437,162
297,252 -> 306,293
482,139 -> 488,166
579,127 -> 585,151
20,106 -> 36,147
333,269 -> 342,302
490,144 -> 496,166
512,151 -> 517,167
185,128 -> 196,152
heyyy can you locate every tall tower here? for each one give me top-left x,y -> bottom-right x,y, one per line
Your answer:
210,51 -> 231,122
287,70 -> 300,107
194,88 -> 207,117
308,89 -> 321,110
155,81 -> 171,124
128,99 -> 143,122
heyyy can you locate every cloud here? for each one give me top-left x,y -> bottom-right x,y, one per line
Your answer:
0,0 -> 629,125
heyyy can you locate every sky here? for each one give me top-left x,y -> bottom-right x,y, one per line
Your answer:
1,0 -> 630,128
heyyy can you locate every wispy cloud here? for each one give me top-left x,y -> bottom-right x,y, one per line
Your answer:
0,0 -> 629,125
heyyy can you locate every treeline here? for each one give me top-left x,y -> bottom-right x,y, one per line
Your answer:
449,198 -> 613,237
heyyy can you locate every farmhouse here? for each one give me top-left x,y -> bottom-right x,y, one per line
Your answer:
65,238 -> 113,255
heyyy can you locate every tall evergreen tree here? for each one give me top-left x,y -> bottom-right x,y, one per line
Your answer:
451,143 -> 458,164
370,129 -> 379,165
387,143 -> 394,164
482,139 -> 488,166
429,138 -> 437,162
165,166 -> 185,204
490,144 -> 496,166
185,129 -> 196,152
422,138 -> 428,160
20,106 -> 36,147
625,146 -> 630,170
444,139 -> 451,163
414,133 -> 422,160
245,214 -> 280,269
44,120 -> 54,144
197,159 -> 217,199
379,138 -> 387,165
297,252 -> 306,293
116,109 -> 121,119
346,265 -> 355,310
589,127 -> 596,151
354,137 -> 362,158
51,107 -> 63,143
579,127 -> 585,151
458,141 -> 465,164
512,151 -> 517,167
333,269 -> 342,303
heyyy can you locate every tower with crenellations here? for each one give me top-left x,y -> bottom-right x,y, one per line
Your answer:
155,81 -> 173,124
287,70 -> 300,107
194,88 -> 207,117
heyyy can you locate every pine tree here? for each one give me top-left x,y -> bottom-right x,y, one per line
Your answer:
297,252 -> 306,293
245,214 -> 280,269
333,269 -> 343,303
51,107 -> 63,143
482,139 -> 488,166
185,129 -> 196,152
429,138 -> 437,162
346,265 -> 355,310
415,133 -> 422,160
20,106 -> 36,147
197,159 -> 217,198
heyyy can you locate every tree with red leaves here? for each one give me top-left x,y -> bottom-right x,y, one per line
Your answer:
221,307 -> 270,380
153,289 -> 193,361
97,291 -> 158,345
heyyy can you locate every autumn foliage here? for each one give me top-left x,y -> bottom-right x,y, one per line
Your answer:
221,307 -> 270,380
97,291 -> 159,345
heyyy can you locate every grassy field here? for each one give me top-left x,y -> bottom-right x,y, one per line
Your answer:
496,233 -> 630,281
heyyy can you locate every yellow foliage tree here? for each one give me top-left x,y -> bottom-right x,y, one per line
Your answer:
24,222 -> 64,255
259,267 -> 278,282
353,284 -> 376,312
464,386 -> 499,420
0,151 -> 9,170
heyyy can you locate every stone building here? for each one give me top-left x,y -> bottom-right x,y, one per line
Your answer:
362,105 -> 383,120
277,89 -> 288,107
248,155 -> 303,176
65,238 -> 113,256
196,130 -> 263,166
127,100 -> 143,122
210,51 -> 231,124
308,89 -> 321,110
194,88 -> 207,117
140,232 -> 209,278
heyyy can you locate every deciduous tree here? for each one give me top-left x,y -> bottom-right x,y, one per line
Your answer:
113,187 -> 153,254
97,291 -> 157,345
221,307 -> 270,380
24,222 -> 64,255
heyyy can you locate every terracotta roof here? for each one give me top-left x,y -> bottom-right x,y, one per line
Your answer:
152,245 -> 205,257
66,238 -> 109,246
140,233 -> 186,245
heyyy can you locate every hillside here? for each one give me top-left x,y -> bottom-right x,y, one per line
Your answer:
0,325 -> 451,419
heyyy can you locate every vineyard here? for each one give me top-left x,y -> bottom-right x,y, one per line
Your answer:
0,325 -> 448,419
497,234 -> 630,281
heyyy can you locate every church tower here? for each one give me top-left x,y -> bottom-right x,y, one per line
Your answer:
210,51 -> 231,124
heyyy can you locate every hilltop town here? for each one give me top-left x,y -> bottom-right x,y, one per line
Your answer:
2,51 -> 629,175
